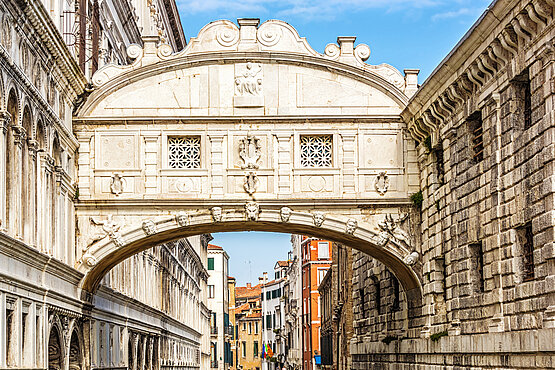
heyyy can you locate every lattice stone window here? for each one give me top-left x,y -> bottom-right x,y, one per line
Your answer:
168,136 -> 201,168
300,135 -> 332,167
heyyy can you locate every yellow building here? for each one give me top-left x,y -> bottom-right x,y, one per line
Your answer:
235,283 -> 263,370
229,277 -> 237,370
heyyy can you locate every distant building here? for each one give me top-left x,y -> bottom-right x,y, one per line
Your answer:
229,277 -> 237,370
235,282 -> 263,370
261,262 -> 289,370
318,243 -> 354,370
208,244 -> 231,370
284,235 -> 303,370
301,237 -> 332,370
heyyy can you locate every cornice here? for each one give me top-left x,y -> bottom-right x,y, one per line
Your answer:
16,0 -> 87,95
402,0 -> 555,143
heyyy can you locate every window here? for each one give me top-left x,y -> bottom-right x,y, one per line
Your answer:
266,291 -> 271,300
300,135 -> 332,167
208,258 -> 214,270
168,136 -> 201,168
317,242 -> 330,259
517,223 -> 535,281
434,143 -> 445,184
248,322 -> 252,334
253,341 -> 259,357
255,321 -> 259,334
317,269 -> 328,285
469,242 -> 485,292
208,285 -> 215,298
275,271 -> 280,279
266,314 -> 272,329
468,111 -> 483,162
242,323 -> 246,331
391,275 -> 400,311
373,277 -> 381,315
514,68 -> 532,129
242,341 -> 246,357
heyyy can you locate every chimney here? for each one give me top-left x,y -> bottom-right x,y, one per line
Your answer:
404,69 -> 420,98
258,277 -> 264,285
247,283 -> 251,288
263,272 -> 268,283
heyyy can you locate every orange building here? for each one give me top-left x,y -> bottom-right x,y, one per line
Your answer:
301,237 -> 332,370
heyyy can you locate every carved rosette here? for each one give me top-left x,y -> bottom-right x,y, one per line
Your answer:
374,172 -> 390,195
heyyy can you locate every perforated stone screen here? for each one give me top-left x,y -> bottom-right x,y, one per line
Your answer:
168,136 -> 201,169
300,135 -> 332,167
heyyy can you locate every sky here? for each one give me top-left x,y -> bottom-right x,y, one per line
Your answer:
178,1 -> 492,285
211,232 -> 292,286
176,0 -> 492,81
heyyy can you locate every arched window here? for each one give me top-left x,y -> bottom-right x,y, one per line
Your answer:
48,326 -> 63,370
6,88 -> 18,235
69,330 -> 82,370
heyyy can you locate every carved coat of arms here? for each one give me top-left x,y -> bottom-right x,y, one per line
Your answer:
239,134 -> 261,169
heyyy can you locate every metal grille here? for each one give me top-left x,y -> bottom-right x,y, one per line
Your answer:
300,135 -> 332,167
523,223 -> 534,281
168,137 -> 201,169
472,120 -> 483,162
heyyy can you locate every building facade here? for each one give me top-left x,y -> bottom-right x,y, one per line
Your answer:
301,237 -> 332,370
283,235 -> 303,370
208,244 -> 231,370
318,243 -> 354,370
235,282 -> 263,370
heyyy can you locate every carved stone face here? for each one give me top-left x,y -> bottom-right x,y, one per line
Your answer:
345,219 -> 358,234
403,251 -> 419,266
245,202 -> 260,221
142,220 -> 156,235
211,207 -> 223,222
313,212 -> 325,227
176,211 -> 189,227
280,207 -> 292,222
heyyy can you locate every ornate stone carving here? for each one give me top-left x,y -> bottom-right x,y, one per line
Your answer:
216,26 -> 240,47
377,214 -> 411,248
245,201 -> 260,221
110,173 -> 125,195
312,211 -> 326,227
211,207 -> 223,222
176,211 -> 190,227
235,63 -> 262,96
239,134 -> 262,169
243,171 -> 259,195
257,24 -> 282,47
280,207 -> 292,223
88,215 -> 124,248
374,172 -> 390,195
82,252 -> 97,267
345,219 -> 358,235
324,43 -> 340,59
142,220 -> 157,235
403,251 -> 419,266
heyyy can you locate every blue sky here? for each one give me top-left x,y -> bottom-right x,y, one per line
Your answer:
179,1 -> 491,285
176,0 -> 492,81
211,232 -> 291,286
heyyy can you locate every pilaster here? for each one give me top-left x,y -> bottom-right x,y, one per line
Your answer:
275,133 -> 292,194
76,132 -> 94,198
209,133 -> 225,195
143,133 -> 160,195
341,133 -> 357,194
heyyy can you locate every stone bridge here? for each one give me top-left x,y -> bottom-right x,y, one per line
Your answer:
74,19 -> 423,309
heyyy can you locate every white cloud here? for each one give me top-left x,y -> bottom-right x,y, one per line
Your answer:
431,7 -> 483,21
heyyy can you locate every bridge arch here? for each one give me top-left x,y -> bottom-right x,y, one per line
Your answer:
74,18 -> 423,314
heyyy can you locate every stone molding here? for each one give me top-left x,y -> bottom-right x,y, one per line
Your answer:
402,0 -> 555,143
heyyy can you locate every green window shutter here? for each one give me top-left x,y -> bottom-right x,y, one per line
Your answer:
208,258 -> 214,270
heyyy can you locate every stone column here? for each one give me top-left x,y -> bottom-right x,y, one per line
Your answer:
0,292 -> 5,367
275,133 -> 292,194
0,112 -> 9,231
209,133 -> 225,196
9,124 -> 25,239
25,139 -> 38,247
143,133 -> 160,195
54,166 -> 64,261
341,133 -> 356,194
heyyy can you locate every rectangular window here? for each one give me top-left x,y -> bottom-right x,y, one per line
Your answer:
317,241 -> 330,259
468,111 -> 483,162
208,258 -> 214,270
517,223 -> 535,281
266,291 -> 271,300
242,323 -> 246,331
168,136 -> 201,168
255,321 -> 259,334
469,242 -> 485,292
300,135 -> 332,167
266,314 -> 272,329
242,341 -> 246,357
317,269 -> 328,285
253,341 -> 259,357
514,68 -> 532,129
208,285 -> 215,298
248,322 -> 252,334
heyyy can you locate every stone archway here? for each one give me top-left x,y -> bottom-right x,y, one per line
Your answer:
68,330 -> 83,370
74,18 -> 423,316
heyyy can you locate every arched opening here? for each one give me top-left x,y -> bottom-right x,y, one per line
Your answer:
6,88 -> 18,235
21,105 -> 32,243
51,135 -> 62,258
128,335 -> 134,370
35,120 -> 47,250
68,330 -> 83,370
48,326 -> 63,370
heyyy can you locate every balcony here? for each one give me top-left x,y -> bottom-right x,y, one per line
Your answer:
225,325 -> 234,336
